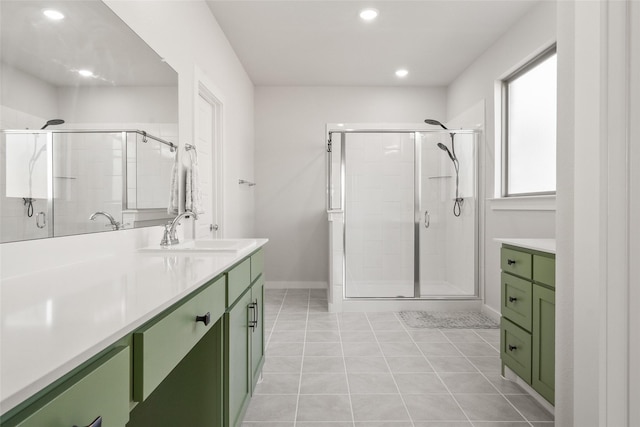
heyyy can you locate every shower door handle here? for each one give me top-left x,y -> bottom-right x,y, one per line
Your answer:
424,210 -> 430,229
36,212 -> 46,229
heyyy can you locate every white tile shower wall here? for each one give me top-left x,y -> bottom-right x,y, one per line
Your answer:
345,133 -> 414,297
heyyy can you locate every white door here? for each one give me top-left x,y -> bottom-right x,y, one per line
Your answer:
194,91 -> 221,238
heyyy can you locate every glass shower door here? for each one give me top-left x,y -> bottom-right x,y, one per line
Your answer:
418,131 -> 477,297
344,132 -> 415,298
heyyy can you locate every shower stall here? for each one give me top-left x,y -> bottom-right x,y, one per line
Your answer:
327,127 -> 479,304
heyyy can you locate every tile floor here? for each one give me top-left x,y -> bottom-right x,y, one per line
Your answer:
241,289 -> 554,427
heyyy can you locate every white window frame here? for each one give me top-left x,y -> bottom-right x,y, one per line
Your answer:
501,44 -> 557,198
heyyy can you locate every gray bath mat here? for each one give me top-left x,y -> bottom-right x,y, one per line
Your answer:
398,311 -> 499,329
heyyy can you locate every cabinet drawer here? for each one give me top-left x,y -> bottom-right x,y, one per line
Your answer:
501,272 -> 532,332
133,276 -> 225,402
9,347 -> 129,427
501,318 -> 532,384
501,247 -> 532,279
250,250 -> 263,283
533,255 -> 555,288
228,258 -> 251,306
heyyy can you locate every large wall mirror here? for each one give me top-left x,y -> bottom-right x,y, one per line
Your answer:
0,0 -> 179,243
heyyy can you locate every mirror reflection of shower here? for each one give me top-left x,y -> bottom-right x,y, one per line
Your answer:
21,120 -> 66,218
40,119 -> 65,129
425,119 -> 463,216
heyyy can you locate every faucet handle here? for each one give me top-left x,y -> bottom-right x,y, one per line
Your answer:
160,223 -> 172,246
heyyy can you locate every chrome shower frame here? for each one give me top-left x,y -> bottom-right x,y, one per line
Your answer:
326,128 -> 480,301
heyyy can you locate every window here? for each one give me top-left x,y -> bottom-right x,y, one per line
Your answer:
502,46 -> 557,196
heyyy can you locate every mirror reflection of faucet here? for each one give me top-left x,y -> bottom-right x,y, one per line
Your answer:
89,211 -> 121,231
161,211 -> 198,247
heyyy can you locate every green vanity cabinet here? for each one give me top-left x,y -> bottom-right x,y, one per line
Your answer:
224,249 -> 265,427
1,246 -> 266,427
250,274 -> 265,389
500,244 -> 555,405
532,283 -> 555,403
224,290 -> 253,427
2,347 -> 130,427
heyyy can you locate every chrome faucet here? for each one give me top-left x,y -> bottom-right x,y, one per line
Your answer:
89,211 -> 121,230
161,211 -> 198,247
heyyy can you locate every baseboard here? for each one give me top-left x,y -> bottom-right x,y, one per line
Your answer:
265,281 -> 327,289
503,366 -> 555,415
481,304 -> 501,323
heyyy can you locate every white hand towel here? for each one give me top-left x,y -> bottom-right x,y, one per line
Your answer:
185,149 -> 204,214
167,150 -> 179,214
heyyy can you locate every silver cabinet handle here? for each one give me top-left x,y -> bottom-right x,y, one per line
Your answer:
424,210 -> 430,228
249,301 -> 258,332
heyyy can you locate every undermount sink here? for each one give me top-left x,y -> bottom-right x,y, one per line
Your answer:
140,239 -> 257,254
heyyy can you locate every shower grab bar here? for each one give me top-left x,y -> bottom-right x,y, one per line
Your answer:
2,129 -> 177,152
424,210 -> 430,229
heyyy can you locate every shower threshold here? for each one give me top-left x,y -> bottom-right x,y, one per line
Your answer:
332,295 -> 485,314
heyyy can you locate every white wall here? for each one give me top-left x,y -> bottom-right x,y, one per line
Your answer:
58,86 -> 178,125
1,1 -> 255,273
446,2 -> 557,313
555,1 -> 575,423
0,64 -> 58,129
556,1 -> 640,425
255,86 -> 446,286
105,1 -> 255,239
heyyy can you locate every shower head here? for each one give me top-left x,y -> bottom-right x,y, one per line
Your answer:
424,119 -> 448,130
41,119 -> 65,129
437,142 -> 456,163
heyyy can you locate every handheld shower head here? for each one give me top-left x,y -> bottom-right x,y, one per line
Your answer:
437,142 -> 456,163
424,119 -> 448,130
41,119 -> 65,129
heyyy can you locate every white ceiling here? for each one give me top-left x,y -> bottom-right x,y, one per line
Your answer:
206,0 -> 539,87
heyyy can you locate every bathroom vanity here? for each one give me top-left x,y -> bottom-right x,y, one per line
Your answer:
0,240 -> 267,427
496,238 -> 555,406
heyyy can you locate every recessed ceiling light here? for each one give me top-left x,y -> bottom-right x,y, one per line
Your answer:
78,69 -> 94,77
395,69 -> 409,78
43,9 -> 64,20
359,8 -> 379,21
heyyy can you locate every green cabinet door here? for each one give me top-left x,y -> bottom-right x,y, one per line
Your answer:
532,284 -> 555,404
250,276 -> 265,391
225,291 -> 252,427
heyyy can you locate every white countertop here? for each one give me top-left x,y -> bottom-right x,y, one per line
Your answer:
0,239 -> 267,416
494,238 -> 556,254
